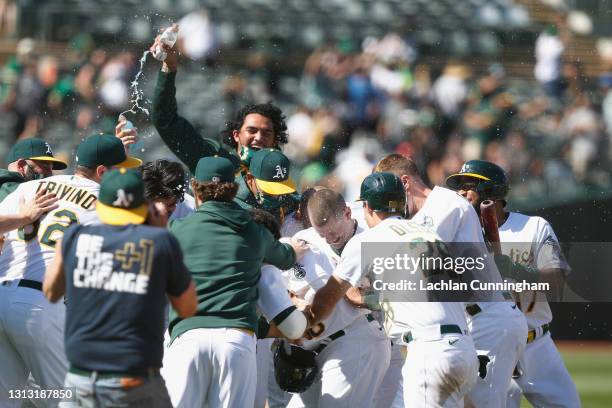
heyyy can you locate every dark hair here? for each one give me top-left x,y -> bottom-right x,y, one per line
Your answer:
221,103 -> 289,149
140,160 -> 186,202
191,180 -> 238,203
250,208 -> 281,240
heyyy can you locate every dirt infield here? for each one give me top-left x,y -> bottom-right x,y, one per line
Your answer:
556,340 -> 612,352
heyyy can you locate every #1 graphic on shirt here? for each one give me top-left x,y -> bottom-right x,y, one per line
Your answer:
73,233 -> 154,294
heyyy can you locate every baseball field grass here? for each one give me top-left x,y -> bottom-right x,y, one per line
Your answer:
520,342 -> 612,408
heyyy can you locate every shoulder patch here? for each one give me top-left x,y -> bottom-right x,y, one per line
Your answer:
292,263 -> 306,280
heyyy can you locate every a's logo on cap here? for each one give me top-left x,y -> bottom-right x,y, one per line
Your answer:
273,165 -> 287,180
212,176 -> 221,183
113,189 -> 134,208
460,163 -> 468,173
44,142 -> 52,155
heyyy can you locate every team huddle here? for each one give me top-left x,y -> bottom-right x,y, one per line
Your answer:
0,29 -> 581,408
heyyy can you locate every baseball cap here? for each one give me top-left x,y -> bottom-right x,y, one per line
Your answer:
96,168 -> 148,225
357,172 -> 405,213
7,138 -> 68,170
249,149 -> 296,195
76,134 -> 142,169
194,156 -> 235,183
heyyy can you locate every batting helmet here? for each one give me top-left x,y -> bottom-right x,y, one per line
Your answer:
445,160 -> 509,200
357,172 -> 406,214
273,341 -> 318,393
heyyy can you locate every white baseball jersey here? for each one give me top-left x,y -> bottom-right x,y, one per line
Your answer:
280,211 -> 303,238
498,212 -> 569,328
170,193 -> 196,221
257,264 -> 294,322
411,186 -> 506,302
0,175 -> 99,282
348,200 -> 368,231
411,186 -> 483,243
334,216 -> 468,338
284,244 -> 369,350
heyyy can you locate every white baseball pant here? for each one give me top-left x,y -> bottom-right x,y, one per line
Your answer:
466,303 -> 528,408
373,341 -> 405,408
161,327 -> 257,408
287,316 -> 391,408
402,331 -> 478,408
507,332 -> 580,408
0,281 -> 68,408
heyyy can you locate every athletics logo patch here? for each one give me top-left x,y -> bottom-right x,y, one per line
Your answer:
292,263 -> 306,280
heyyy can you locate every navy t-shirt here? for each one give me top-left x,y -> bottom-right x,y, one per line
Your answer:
62,223 -> 191,372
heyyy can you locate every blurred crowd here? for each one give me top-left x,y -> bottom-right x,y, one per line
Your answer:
1,22 -> 612,207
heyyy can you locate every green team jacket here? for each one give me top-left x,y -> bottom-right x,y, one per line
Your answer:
0,169 -> 25,202
168,200 -> 296,340
152,71 -> 259,209
152,71 -> 298,215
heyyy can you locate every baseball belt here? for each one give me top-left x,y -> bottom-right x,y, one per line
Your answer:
465,304 -> 482,316
402,324 -> 463,344
1,279 -> 43,291
314,313 -> 377,354
527,323 -> 550,344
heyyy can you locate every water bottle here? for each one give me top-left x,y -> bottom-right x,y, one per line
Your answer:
118,114 -> 143,153
118,114 -> 134,132
153,26 -> 178,61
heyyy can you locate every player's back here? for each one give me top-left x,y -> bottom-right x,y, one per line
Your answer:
351,217 -> 468,334
0,175 -> 99,282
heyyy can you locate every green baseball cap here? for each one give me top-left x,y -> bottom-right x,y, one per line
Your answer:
96,168 -> 148,225
249,149 -> 296,195
194,156 -> 235,183
7,138 -> 67,170
357,172 -> 405,213
76,134 -> 142,169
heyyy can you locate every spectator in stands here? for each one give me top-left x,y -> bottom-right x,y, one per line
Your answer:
535,24 -> 566,99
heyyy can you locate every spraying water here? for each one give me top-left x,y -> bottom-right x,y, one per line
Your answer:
118,50 -> 152,154
120,50 -> 151,119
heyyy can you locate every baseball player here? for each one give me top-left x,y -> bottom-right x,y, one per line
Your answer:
0,138 -> 67,202
0,188 -> 58,236
161,156 -> 307,408
446,160 -> 581,408
42,168 -> 197,407
375,154 -> 527,408
149,27 -> 299,220
281,188 -> 390,408
0,134 -> 141,407
305,172 -> 479,407
249,208 -> 308,342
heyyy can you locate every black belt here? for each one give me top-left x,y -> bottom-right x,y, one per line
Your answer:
1,279 -> 43,291
465,304 -> 482,316
19,279 -> 42,291
403,324 -> 463,344
314,314 -> 376,354
527,323 -> 550,344
69,366 -> 159,379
